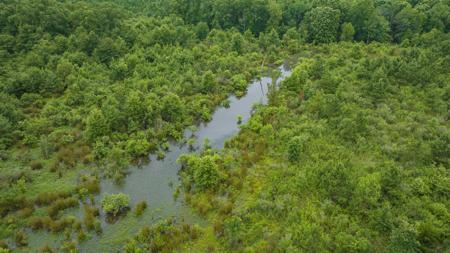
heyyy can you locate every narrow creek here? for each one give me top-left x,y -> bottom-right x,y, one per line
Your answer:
26,64 -> 292,252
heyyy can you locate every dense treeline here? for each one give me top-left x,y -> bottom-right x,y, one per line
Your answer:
90,0 -> 449,43
0,0 -> 448,252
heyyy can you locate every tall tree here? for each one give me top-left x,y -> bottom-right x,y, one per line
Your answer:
304,7 -> 341,43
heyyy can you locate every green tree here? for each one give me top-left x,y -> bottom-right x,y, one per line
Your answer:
387,222 -> 421,253
101,193 -> 130,216
124,91 -> 147,130
393,5 -> 424,42
94,37 -> 126,64
180,154 -> 221,191
340,22 -> 355,41
194,21 -> 209,40
350,0 -> 391,42
56,58 -> 74,83
0,116 -> 13,149
161,93 -> 183,122
423,2 -> 449,32
259,28 -> 281,52
304,7 -> 341,43
85,108 -> 110,142
193,156 -> 220,190
287,135 -> 307,162
101,97 -> 124,132
126,134 -> 151,157
354,172 -> 381,209
365,14 -> 391,42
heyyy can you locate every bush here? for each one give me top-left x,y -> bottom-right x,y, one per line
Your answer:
83,211 -> 95,230
15,230 -> 27,247
134,201 -> 147,216
125,219 -> 202,252
101,193 -> 130,216
39,244 -> 56,253
47,197 -> 78,218
29,160 -> 43,170
29,216 -> 52,230
193,195 -> 213,215
83,205 -> 99,230
0,196 -> 32,217
35,191 -> 72,206
49,217 -> 75,233
17,207 -> 34,218
218,200 -> 233,215
73,220 -> 82,231
287,135 -> 308,162
77,229 -> 86,242
179,154 -> 221,191
55,147 -> 76,168
0,240 -> 8,250
94,220 -> 102,234
213,219 -> 224,237
77,176 -> 100,195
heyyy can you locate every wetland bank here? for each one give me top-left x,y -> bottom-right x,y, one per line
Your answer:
1,0 -> 448,252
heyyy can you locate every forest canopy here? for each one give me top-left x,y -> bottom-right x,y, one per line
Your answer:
0,0 -> 448,252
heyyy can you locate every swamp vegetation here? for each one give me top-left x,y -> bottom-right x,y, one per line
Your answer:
0,0 -> 448,252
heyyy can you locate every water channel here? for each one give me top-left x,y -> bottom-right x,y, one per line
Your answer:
26,64 -> 292,253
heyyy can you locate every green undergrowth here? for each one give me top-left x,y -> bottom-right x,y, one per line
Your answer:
172,39 -> 449,252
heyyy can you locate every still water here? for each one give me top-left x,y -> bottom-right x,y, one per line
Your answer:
26,64 -> 292,252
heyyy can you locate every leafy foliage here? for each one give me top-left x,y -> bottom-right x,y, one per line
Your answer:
101,193 -> 130,216
0,0 -> 448,252
304,7 -> 341,43
178,38 -> 450,252
179,154 -> 222,191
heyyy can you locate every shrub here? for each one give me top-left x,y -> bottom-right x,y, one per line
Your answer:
29,216 -> 52,230
0,196 -> 32,217
237,115 -> 243,124
77,229 -> 86,242
50,217 -> 75,233
60,240 -> 77,253
55,147 -> 76,168
101,193 -> 130,216
39,244 -> 56,253
213,219 -> 224,237
30,160 -> 43,170
87,205 -> 100,217
134,201 -> 147,216
218,200 -> 234,215
17,207 -> 34,218
47,197 -> 78,218
83,205 -> 99,230
49,161 -> 58,173
73,220 -> 82,231
287,135 -> 308,162
191,155 -> 221,191
94,220 -> 102,234
77,176 -> 100,195
84,211 -> 95,230
193,195 -> 213,215
0,240 -> 8,250
156,151 -> 165,160
35,191 -> 71,206
126,219 -> 202,252
15,230 -> 27,247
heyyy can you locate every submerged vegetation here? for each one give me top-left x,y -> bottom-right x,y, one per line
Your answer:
0,0 -> 448,252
